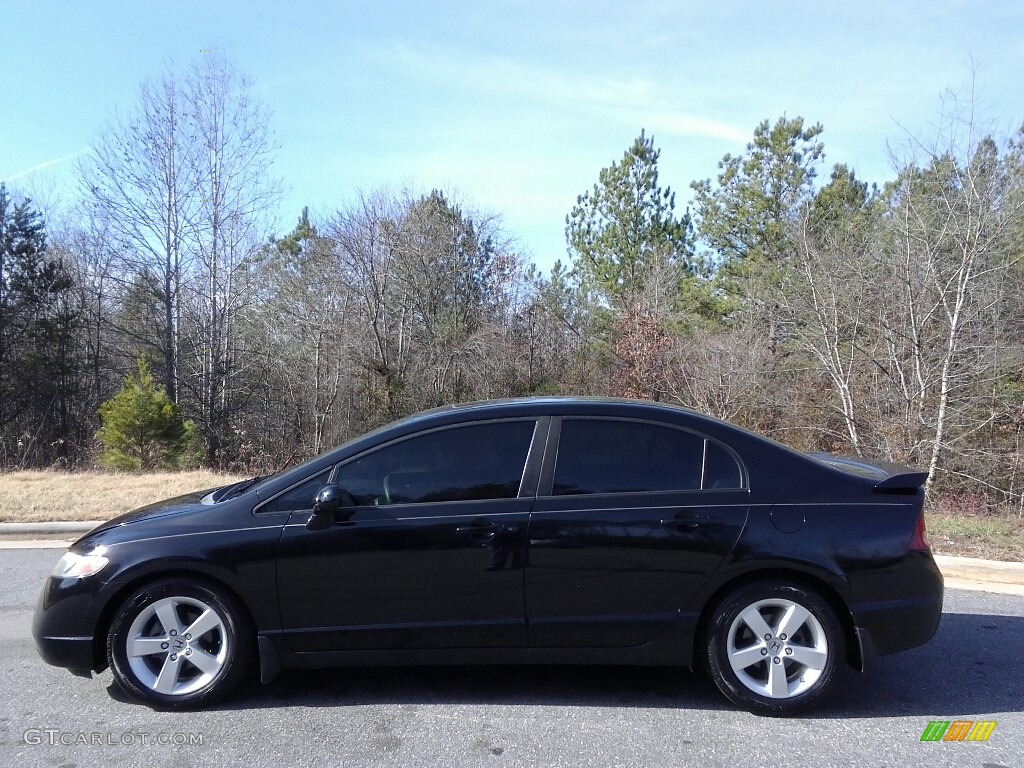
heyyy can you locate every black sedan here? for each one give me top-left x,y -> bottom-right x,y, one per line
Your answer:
33,397 -> 943,714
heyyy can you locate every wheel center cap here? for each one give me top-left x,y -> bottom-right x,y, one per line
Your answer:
171,636 -> 187,652
768,638 -> 783,654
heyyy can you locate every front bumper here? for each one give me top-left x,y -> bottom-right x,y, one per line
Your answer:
32,578 -> 101,674
33,632 -> 94,675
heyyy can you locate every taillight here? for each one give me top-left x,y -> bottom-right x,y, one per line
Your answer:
909,513 -> 930,552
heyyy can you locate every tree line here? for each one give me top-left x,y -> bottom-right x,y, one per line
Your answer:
1,54 -> 1022,515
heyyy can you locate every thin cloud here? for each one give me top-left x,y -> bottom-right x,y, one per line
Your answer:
644,114 -> 749,144
379,44 -> 746,144
0,149 -> 88,183
255,73 -> 300,93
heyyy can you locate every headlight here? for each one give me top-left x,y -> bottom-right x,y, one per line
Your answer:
52,550 -> 109,579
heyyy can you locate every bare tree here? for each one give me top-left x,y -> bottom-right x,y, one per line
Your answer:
181,52 -> 280,464
775,191 -> 880,453
252,209 -> 354,459
876,95 -> 1024,493
664,328 -> 771,422
78,69 -> 196,401
326,190 -> 413,421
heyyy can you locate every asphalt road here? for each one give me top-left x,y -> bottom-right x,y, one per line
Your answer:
1,548 -> 1020,768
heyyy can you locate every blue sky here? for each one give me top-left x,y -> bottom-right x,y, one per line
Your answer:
3,1 -> 1022,271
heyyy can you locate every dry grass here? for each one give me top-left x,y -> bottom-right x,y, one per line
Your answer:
927,511 -> 1024,562
0,470 -> 245,523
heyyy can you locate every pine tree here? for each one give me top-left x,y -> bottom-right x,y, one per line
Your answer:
565,130 -> 694,310
97,358 -> 202,470
0,183 -> 83,464
0,182 -> 48,403
691,116 -> 826,292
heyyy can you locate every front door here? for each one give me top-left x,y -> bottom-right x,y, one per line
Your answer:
276,418 -> 543,652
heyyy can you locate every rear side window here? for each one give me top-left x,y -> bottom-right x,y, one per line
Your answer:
552,419 -> 742,495
703,439 -> 743,489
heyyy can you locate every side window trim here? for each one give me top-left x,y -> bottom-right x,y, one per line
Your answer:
540,415 -> 747,497
517,416 -> 550,498
536,416 -> 562,497
701,436 -> 748,490
700,438 -> 709,489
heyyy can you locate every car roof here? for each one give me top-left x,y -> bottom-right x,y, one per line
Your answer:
407,396 -> 704,421
392,396 -> 779,441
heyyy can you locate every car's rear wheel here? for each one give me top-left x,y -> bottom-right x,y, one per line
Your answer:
107,578 -> 252,709
705,581 -> 844,715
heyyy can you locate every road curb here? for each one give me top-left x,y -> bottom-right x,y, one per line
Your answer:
933,554 -> 1024,586
0,521 -> 104,535
1,522 -> 1022,589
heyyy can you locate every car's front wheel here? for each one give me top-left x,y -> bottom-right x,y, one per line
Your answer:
705,581 -> 845,715
107,578 -> 252,708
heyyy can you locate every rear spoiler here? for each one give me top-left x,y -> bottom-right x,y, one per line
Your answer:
807,453 -> 928,490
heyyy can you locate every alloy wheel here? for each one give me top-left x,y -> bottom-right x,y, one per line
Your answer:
125,595 -> 229,696
726,597 -> 828,699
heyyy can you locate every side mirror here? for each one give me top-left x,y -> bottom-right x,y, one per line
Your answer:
306,485 -> 353,530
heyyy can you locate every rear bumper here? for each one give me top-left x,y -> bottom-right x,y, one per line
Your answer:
851,594 -> 943,668
849,553 -> 944,668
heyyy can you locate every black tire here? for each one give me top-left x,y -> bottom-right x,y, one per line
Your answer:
106,577 -> 253,709
705,580 -> 845,716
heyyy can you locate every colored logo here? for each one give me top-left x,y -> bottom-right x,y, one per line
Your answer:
920,720 -> 996,742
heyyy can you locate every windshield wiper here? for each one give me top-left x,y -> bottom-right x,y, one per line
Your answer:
220,475 -> 265,501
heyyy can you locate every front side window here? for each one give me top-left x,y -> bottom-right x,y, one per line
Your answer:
260,468 -> 332,514
334,420 -> 536,506
552,419 -> 742,495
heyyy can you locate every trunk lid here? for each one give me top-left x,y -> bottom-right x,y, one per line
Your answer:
808,453 -> 929,490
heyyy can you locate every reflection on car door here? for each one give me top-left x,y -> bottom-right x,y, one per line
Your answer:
276,418 -> 545,652
525,417 -> 749,647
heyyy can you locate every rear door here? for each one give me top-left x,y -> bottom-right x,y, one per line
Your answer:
525,416 -> 749,647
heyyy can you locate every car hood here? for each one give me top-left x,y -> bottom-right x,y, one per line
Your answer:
83,488 -> 218,537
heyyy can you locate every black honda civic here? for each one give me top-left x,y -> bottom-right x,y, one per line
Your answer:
33,397 -> 943,714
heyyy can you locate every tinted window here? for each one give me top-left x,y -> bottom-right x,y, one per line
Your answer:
335,421 -> 536,506
552,419 -> 741,495
261,468 -> 332,514
703,439 -> 743,489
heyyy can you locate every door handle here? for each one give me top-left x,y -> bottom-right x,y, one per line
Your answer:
661,513 -> 708,531
456,520 -> 517,542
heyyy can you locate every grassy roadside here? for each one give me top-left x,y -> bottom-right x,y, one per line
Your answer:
1,471 -> 1022,562
926,511 -> 1024,562
0,470 -> 244,523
